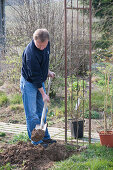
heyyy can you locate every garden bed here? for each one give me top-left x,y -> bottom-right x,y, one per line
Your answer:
0,141 -> 77,170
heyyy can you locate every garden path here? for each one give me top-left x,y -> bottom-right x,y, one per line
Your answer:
0,122 -> 100,144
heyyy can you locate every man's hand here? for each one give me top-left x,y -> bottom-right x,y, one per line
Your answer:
38,87 -> 50,103
48,70 -> 55,78
42,93 -> 50,103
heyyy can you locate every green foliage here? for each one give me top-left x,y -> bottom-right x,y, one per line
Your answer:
94,40 -> 112,49
53,143 -> 113,170
86,144 -> 113,161
92,0 -> 113,37
0,132 -> 6,137
91,0 -> 113,18
72,80 -> 86,91
0,91 -> 9,106
49,96 -> 65,118
47,110 -> 55,121
65,145 -> 77,151
10,93 -> 22,104
85,87 -> 112,115
9,133 -> 29,144
55,106 -> 65,118
94,49 -> 112,61
85,91 -> 105,112
96,79 -> 105,86
82,0 -> 113,51
84,111 -> 100,119
0,163 -> 16,170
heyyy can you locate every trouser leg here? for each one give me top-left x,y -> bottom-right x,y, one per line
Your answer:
20,76 -> 42,144
20,76 -> 50,145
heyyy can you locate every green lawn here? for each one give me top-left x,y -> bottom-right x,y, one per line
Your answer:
51,143 -> 113,170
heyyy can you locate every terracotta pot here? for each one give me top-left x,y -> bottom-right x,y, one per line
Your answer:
99,131 -> 113,147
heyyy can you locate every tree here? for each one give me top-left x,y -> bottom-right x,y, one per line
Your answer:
2,0 -> 65,85
92,0 -> 113,49
2,0 -> 89,88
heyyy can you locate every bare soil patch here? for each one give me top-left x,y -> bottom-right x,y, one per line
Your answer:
0,106 -> 26,124
0,141 -> 77,170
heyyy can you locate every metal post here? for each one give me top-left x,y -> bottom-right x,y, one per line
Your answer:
64,0 -> 67,143
82,0 -> 85,145
0,0 -> 5,69
76,0 -> 79,146
89,0 -> 92,144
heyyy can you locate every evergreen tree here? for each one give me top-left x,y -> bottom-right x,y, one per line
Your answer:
92,0 -> 113,49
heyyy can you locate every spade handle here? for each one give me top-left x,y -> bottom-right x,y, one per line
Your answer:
40,77 -> 52,129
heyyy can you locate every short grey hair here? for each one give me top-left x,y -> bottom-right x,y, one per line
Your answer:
33,29 -> 49,42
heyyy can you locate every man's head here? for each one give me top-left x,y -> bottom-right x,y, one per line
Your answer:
33,29 -> 49,50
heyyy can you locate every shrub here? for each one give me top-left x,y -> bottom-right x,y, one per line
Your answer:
0,132 -> 6,137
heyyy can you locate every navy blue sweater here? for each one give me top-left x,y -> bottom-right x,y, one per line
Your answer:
21,40 -> 50,88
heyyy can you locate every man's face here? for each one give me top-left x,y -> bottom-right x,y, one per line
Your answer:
34,39 -> 48,50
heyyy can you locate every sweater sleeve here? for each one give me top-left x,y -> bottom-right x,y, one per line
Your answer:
26,52 -> 43,88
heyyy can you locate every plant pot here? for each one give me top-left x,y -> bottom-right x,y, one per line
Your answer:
99,131 -> 113,147
69,119 -> 84,138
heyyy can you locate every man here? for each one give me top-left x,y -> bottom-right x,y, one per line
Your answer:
20,29 -> 56,148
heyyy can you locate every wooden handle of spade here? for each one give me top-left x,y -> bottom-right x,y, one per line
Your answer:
40,77 -> 52,129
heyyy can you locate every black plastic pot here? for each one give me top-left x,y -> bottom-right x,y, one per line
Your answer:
69,119 -> 84,138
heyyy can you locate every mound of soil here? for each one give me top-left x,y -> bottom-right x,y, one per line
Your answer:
0,141 -> 77,170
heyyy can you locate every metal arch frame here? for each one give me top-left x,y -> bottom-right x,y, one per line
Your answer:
0,0 -> 5,55
64,0 -> 92,144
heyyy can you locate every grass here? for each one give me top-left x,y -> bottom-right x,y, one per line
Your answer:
51,143 -> 113,170
65,144 -> 78,151
0,163 -> 16,170
9,93 -> 22,105
0,91 -> 9,107
10,104 -> 24,111
0,91 -> 23,108
9,132 -> 29,144
85,90 -> 111,114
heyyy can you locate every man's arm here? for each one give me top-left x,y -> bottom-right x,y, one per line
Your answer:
38,87 -> 50,102
39,70 -> 55,102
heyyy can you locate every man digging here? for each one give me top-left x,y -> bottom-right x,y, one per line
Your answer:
20,28 -> 56,148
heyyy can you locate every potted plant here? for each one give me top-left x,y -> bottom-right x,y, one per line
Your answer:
68,77 -> 86,139
99,63 -> 113,147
